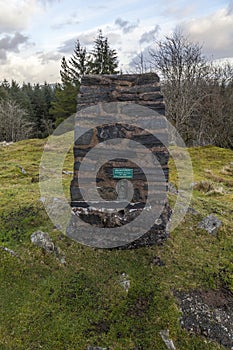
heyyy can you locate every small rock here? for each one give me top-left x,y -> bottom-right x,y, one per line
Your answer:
18,165 -> 27,174
152,256 -> 165,266
62,170 -> 73,175
53,223 -> 62,230
159,330 -> 176,350
168,182 -> 178,194
120,272 -> 130,292
197,214 -> 222,235
60,257 -> 66,264
175,289 -> 233,349
0,141 -> 13,147
0,246 -> 20,259
187,207 -> 199,215
190,182 -> 198,189
30,231 -> 55,252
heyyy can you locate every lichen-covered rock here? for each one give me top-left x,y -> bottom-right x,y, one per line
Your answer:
175,289 -> 233,349
30,230 -> 55,252
197,214 -> 222,234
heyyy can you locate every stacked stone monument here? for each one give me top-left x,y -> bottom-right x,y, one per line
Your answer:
68,73 -> 171,248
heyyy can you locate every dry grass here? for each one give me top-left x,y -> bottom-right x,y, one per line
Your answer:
193,180 -> 215,193
204,168 -> 233,187
221,164 -> 233,176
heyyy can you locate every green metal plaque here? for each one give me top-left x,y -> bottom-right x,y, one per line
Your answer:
113,168 -> 133,179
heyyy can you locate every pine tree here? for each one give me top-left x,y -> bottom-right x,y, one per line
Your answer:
9,80 -> 32,113
68,40 -> 91,83
60,40 -> 91,87
60,57 -> 73,86
59,31 -> 119,86
50,30 -> 119,126
20,83 -> 56,138
91,30 -> 119,74
49,83 -> 77,127
0,81 -> 9,100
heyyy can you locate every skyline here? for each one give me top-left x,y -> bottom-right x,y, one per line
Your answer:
0,0 -> 233,84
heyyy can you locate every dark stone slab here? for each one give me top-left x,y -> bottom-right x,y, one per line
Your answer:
137,117 -> 167,129
153,151 -> 170,166
70,186 -> 84,202
78,148 -> 137,160
74,161 -> 97,171
140,102 -> 165,112
96,124 -> 125,141
139,93 -> 163,101
81,73 -> 160,86
130,134 -> 164,148
73,146 -> 92,158
74,129 -> 94,145
116,85 -> 160,94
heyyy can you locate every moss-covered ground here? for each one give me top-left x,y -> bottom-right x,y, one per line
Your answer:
0,140 -> 232,349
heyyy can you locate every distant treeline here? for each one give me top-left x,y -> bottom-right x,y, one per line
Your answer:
0,80 -> 57,140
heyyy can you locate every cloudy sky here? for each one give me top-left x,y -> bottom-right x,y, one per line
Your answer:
0,0 -> 233,84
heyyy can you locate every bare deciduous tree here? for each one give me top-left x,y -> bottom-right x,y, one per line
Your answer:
130,51 -> 149,74
197,63 -> 233,148
0,99 -> 34,142
149,30 -> 211,143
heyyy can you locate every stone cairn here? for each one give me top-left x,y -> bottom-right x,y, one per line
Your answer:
68,73 -> 171,248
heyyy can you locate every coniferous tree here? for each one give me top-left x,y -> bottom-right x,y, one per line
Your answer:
60,57 -> 73,86
68,40 -> 91,84
91,30 -> 119,74
20,82 -> 55,138
1,79 -> 10,93
60,41 -> 91,87
0,83 -> 9,100
49,83 -> 77,127
10,80 -> 32,113
50,31 -> 119,125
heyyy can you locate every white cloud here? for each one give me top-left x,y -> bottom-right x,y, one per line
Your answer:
37,51 -> 62,64
57,22 -> 162,72
58,31 -> 97,53
139,25 -> 160,44
227,1 -> 233,15
0,53 -> 60,84
0,32 -> 30,62
0,0 -> 39,32
58,29 -> 121,54
115,18 -> 140,33
180,5 -> 233,58
1,1 -> 232,84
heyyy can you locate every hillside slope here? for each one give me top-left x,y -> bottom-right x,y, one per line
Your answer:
0,139 -> 232,350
